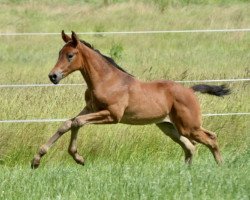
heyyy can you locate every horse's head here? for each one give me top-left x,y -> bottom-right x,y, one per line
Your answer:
49,31 -> 83,84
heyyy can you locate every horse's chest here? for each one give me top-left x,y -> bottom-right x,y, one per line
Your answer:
85,90 -> 110,111
92,95 -> 108,111
85,86 -> 128,111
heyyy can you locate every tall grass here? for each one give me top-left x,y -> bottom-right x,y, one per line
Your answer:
0,0 -> 249,199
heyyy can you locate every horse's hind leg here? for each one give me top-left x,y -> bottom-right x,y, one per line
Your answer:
156,122 -> 195,164
190,127 -> 222,164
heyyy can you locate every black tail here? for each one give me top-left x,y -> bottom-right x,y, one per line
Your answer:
191,84 -> 230,96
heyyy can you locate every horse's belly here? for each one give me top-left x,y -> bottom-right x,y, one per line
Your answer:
120,116 -> 167,125
120,108 -> 169,125
120,81 -> 173,125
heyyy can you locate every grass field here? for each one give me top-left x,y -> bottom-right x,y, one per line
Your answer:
0,0 -> 249,199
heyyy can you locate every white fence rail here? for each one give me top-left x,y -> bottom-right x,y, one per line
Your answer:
0,78 -> 249,88
0,113 -> 249,124
0,28 -> 249,123
0,28 -> 250,36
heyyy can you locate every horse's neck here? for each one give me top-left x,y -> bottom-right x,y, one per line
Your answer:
79,48 -> 119,90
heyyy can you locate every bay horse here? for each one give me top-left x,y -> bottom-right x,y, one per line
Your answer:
31,31 -> 230,168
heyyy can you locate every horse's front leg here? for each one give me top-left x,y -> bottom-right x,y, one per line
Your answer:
67,108 -> 92,165
31,109 -> 114,168
31,119 -> 74,169
67,110 -> 115,165
68,126 -> 84,165
31,108 -> 89,169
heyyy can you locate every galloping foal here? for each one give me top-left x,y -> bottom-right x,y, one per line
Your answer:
31,31 -> 230,168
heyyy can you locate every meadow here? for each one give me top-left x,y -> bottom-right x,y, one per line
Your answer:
0,0 -> 249,199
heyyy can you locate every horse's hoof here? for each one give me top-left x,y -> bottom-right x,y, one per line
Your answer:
77,161 -> 85,166
31,158 -> 40,169
75,155 -> 85,166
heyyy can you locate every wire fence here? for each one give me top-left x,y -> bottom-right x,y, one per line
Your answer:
0,78 -> 249,88
0,78 -> 249,122
0,28 -> 249,123
0,28 -> 250,36
0,113 -> 249,124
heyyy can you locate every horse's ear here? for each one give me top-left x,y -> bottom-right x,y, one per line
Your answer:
71,31 -> 79,46
61,30 -> 71,43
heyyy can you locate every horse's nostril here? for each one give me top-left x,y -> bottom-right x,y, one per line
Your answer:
52,74 -> 57,80
49,74 -> 57,81
49,72 -> 62,84
48,74 -> 58,84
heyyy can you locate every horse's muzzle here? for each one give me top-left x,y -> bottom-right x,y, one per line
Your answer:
48,71 -> 63,84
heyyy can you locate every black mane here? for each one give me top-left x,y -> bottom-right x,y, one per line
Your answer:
80,40 -> 133,76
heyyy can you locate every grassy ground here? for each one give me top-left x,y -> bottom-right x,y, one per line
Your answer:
0,0 -> 249,199
0,156 -> 249,200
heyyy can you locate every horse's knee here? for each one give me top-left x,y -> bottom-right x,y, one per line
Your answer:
58,120 -> 73,133
71,118 -> 83,128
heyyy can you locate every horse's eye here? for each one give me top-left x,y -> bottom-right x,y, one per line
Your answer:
67,53 -> 74,61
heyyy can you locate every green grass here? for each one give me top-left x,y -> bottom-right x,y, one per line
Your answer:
0,0 -> 249,199
0,156 -> 249,200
